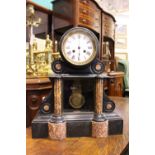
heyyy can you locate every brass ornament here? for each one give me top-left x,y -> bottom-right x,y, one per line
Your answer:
55,63 -> 62,70
95,64 -> 102,71
45,35 -> 52,51
43,104 -> 50,112
106,103 -> 112,110
26,4 -> 41,77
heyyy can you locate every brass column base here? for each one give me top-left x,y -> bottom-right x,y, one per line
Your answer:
92,120 -> 108,138
48,122 -> 66,140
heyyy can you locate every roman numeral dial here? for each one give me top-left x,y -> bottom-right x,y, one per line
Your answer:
60,28 -> 98,66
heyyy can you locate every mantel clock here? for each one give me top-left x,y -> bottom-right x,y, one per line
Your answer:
32,0 -> 123,140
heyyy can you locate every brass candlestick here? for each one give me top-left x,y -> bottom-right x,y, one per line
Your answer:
51,41 -> 61,60
26,4 -> 41,77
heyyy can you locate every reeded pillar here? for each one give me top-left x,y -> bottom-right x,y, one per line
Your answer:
92,77 -> 108,138
94,77 -> 105,121
54,78 -> 63,118
48,77 -> 66,140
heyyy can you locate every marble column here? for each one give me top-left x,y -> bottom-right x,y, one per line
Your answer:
48,77 -> 66,140
54,78 -> 63,117
92,77 -> 108,138
94,77 -> 105,120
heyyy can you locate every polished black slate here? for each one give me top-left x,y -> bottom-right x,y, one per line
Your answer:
67,120 -> 92,137
32,112 -> 123,138
108,118 -> 123,135
32,122 -> 48,138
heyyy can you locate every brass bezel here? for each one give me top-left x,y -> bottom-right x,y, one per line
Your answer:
59,27 -> 98,66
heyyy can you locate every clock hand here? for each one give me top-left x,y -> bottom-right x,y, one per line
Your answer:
78,51 -> 80,61
78,42 -> 81,61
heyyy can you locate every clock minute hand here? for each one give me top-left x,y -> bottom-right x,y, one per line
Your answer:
78,35 -> 81,61
78,53 -> 81,61
78,47 -> 80,61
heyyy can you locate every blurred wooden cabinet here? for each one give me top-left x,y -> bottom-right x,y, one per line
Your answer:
53,0 -> 102,33
102,13 -> 115,40
52,0 -> 115,34
26,78 -> 52,127
104,72 -> 124,97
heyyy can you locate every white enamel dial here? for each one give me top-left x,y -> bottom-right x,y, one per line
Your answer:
60,28 -> 98,66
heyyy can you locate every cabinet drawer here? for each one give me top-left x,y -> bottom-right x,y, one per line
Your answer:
79,17 -> 89,25
79,7 -> 89,15
79,0 -> 98,11
80,0 -> 89,5
79,1 -> 100,16
79,16 -> 100,33
102,14 -> 115,39
104,28 -> 114,39
79,8 -> 100,19
78,0 -> 101,33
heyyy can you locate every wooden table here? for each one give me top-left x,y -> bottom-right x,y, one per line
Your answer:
26,97 -> 129,155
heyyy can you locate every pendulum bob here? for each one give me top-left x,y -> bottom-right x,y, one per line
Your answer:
69,93 -> 85,109
63,79 -> 95,111
69,81 -> 85,109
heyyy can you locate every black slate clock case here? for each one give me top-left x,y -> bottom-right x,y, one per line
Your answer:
52,27 -> 105,74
